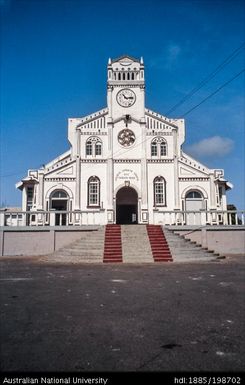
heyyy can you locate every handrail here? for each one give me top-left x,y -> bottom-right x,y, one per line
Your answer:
0,209 -> 244,227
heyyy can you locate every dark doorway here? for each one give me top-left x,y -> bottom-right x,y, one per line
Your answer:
50,190 -> 68,226
116,187 -> 138,224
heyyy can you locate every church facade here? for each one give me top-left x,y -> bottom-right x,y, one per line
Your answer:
17,55 -> 232,226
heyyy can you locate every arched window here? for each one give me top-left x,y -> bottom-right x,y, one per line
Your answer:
160,141 -> 167,156
186,191 -> 202,199
154,176 -> 166,206
51,190 -> 68,199
127,72 -> 130,80
151,137 -> 167,157
87,176 -> 100,207
86,139 -> 92,155
151,141 -> 157,156
85,137 -> 102,157
95,141 -> 102,155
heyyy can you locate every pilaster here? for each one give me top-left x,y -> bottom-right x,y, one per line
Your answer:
140,121 -> 148,209
75,157 -> 81,210
173,128 -> 180,209
37,171 -> 44,210
74,128 -> 81,210
210,173 -> 216,208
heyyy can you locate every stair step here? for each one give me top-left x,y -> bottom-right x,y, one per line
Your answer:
47,225 -> 222,264
147,225 -> 173,263
103,225 -> 123,263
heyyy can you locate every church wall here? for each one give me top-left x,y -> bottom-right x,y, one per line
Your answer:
113,163 -> 141,196
179,180 -> 211,210
43,180 -> 76,211
112,121 -> 143,159
80,133 -> 108,159
145,133 -> 174,159
80,162 -> 107,210
147,162 -> 176,209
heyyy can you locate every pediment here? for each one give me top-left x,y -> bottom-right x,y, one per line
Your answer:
57,166 -> 74,175
180,167 -> 196,176
44,161 -> 76,178
112,55 -> 139,65
179,159 -> 209,176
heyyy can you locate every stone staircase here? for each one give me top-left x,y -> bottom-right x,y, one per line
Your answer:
147,225 -> 173,262
121,225 -> 153,263
40,225 -> 223,264
163,227 -> 220,262
103,224 -> 123,263
42,227 -> 105,263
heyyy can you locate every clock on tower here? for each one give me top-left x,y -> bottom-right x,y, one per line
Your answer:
107,55 -> 145,121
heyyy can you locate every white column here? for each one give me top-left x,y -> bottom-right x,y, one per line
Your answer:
107,121 -> 114,223
210,173 -> 216,208
75,128 -> 81,210
22,186 -> 27,211
107,158 -> 114,208
107,121 -> 114,209
75,158 -> 81,210
140,85 -> 145,120
173,129 -> 180,209
107,85 -> 113,117
0,210 -> 5,226
140,121 -> 148,223
37,171 -> 44,210
50,210 -> 56,226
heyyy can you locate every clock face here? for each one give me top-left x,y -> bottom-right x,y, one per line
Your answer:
116,89 -> 136,107
118,129 -> 136,147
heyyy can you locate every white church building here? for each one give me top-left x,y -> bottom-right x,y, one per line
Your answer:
16,55 -> 232,226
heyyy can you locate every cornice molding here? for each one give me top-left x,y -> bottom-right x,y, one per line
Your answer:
179,177 -> 210,181
147,159 -> 174,163
113,159 -> 141,163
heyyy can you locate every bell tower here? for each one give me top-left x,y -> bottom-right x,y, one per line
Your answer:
107,55 -> 145,122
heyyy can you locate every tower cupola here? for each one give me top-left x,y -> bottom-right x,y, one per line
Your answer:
107,55 -> 144,84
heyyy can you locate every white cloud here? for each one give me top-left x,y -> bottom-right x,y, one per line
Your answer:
185,136 -> 234,158
167,44 -> 181,62
150,43 -> 182,70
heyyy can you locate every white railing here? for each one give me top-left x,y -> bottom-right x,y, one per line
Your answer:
0,210 -> 106,227
0,209 -> 244,227
153,210 -> 245,226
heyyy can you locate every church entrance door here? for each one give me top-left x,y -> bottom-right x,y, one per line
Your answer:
116,187 -> 138,224
50,190 -> 69,226
185,190 -> 204,225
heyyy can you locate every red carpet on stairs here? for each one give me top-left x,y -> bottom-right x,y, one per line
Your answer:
103,224 -> 123,263
147,225 -> 173,262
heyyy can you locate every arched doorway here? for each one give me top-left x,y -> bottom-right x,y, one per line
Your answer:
185,190 -> 204,225
116,187 -> 138,224
50,190 -> 69,225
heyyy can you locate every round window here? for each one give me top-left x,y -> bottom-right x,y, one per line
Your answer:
118,129 -> 136,147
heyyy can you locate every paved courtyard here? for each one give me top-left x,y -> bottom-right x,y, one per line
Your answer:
0,256 -> 244,373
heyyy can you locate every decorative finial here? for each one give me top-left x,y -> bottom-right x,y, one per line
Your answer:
108,58 -> 111,65
140,56 -> 144,64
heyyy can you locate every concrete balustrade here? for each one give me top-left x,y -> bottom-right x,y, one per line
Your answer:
0,209 -> 244,227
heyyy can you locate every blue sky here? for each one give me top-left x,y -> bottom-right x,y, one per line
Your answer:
1,0 -> 244,209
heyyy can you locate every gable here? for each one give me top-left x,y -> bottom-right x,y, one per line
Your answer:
112,55 -> 139,65
180,167 -> 196,176
44,161 -> 76,179
178,159 -> 209,177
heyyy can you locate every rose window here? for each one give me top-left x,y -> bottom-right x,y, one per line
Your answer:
118,129 -> 136,147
